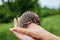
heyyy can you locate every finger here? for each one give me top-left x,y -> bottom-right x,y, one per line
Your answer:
14,18 -> 18,27
13,27 -> 29,35
10,28 -> 23,40
10,28 -> 35,40
18,17 -> 21,27
13,26 -> 41,39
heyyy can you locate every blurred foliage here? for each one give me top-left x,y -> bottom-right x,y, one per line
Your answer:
41,15 -> 60,36
0,0 -> 60,23
41,7 -> 60,17
0,0 -> 41,23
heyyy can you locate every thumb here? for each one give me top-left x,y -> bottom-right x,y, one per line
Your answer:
13,27 -> 30,35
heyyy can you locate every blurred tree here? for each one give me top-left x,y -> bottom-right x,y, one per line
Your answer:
0,0 -> 59,23
41,7 -> 60,17
6,0 -> 41,16
0,0 -> 41,23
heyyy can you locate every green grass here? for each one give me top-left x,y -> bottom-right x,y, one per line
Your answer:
0,15 -> 60,40
0,22 -> 18,40
41,15 -> 60,36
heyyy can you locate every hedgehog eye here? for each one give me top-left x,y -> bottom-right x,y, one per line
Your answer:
31,18 -> 34,20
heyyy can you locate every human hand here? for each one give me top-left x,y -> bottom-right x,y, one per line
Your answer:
10,18 -> 40,40
10,18 -> 60,40
11,18 -> 43,39
10,28 -> 35,40
13,18 -> 60,40
12,18 -> 44,39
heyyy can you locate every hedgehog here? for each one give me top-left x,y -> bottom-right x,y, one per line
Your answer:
19,11 -> 40,28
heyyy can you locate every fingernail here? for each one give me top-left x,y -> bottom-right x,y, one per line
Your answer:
13,28 -> 17,31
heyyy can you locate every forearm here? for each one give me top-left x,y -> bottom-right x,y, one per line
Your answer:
38,26 -> 59,40
40,32 -> 59,40
32,24 -> 59,40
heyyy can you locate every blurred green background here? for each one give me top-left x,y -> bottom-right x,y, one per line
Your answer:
0,0 -> 60,40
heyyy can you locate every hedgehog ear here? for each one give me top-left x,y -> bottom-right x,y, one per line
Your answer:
18,17 -> 21,27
